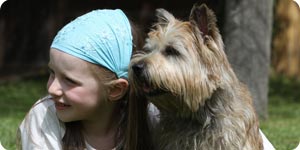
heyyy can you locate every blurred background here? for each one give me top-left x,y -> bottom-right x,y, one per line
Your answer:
0,0 -> 299,149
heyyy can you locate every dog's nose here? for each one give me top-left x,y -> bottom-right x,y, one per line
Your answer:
132,62 -> 145,75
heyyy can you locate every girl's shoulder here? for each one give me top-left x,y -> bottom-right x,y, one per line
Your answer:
18,95 -> 65,149
20,95 -> 62,128
23,95 -> 62,128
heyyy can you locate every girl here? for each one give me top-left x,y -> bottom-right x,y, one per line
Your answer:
18,9 -> 154,150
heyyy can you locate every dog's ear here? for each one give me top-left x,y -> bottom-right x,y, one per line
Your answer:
189,3 -> 224,52
189,3 -> 217,38
155,8 -> 176,25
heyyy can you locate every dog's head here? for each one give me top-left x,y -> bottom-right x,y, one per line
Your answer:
129,3 -> 236,113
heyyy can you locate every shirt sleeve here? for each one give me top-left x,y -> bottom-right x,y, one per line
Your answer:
18,96 -> 65,150
259,129 -> 275,150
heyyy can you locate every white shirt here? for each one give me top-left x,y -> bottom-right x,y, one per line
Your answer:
18,96 -> 275,150
19,96 -> 116,150
18,96 -> 64,150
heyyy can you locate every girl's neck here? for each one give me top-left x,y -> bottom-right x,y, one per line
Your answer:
83,124 -> 118,150
82,117 -> 118,136
82,103 -> 121,149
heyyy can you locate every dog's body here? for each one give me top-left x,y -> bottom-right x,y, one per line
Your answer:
129,3 -> 263,150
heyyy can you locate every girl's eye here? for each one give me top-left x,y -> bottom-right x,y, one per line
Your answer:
65,77 -> 77,85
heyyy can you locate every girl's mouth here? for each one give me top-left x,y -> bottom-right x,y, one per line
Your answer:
55,102 -> 71,110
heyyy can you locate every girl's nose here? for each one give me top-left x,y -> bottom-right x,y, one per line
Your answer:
47,78 -> 63,97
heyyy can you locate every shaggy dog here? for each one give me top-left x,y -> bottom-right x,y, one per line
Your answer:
129,3 -> 263,150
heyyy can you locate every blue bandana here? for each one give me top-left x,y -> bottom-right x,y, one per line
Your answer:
51,9 -> 132,79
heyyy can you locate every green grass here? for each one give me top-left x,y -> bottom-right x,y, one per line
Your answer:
0,75 -> 299,149
0,76 -> 47,150
260,75 -> 300,150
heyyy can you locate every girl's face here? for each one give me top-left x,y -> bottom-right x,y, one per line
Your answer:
47,48 -> 112,122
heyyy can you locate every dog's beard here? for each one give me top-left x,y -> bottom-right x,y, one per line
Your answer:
131,67 -> 187,113
133,72 -> 169,97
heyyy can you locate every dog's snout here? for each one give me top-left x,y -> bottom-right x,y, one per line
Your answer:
132,62 -> 145,75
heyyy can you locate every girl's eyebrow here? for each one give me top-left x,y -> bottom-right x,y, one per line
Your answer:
48,64 -> 83,85
47,61 -> 84,85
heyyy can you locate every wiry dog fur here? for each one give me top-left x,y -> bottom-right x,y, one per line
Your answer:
129,3 -> 263,150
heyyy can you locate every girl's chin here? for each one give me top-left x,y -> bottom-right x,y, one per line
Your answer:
56,110 -> 77,122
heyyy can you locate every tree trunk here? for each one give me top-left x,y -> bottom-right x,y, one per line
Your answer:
223,0 -> 274,119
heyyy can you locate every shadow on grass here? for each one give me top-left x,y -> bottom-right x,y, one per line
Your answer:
269,74 -> 300,103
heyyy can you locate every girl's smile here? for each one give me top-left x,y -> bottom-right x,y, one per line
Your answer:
54,102 -> 71,111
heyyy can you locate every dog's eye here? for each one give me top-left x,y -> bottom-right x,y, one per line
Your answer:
164,46 -> 180,56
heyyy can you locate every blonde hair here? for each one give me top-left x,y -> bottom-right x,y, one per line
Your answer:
89,64 -> 119,91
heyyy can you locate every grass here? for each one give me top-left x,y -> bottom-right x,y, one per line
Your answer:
0,75 -> 299,149
0,76 -> 47,150
260,75 -> 300,150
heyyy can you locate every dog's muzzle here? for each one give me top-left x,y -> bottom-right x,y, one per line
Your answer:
131,62 -> 168,96
132,62 -> 145,78
131,61 -> 148,89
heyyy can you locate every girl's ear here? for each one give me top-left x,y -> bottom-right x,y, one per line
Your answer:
108,78 -> 129,101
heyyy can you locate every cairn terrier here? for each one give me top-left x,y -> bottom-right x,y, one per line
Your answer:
129,3 -> 263,150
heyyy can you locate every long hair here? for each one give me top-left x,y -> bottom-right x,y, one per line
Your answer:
62,121 -> 85,150
123,17 -> 154,150
124,90 -> 154,150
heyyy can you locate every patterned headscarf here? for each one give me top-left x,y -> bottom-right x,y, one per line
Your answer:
51,9 -> 132,79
